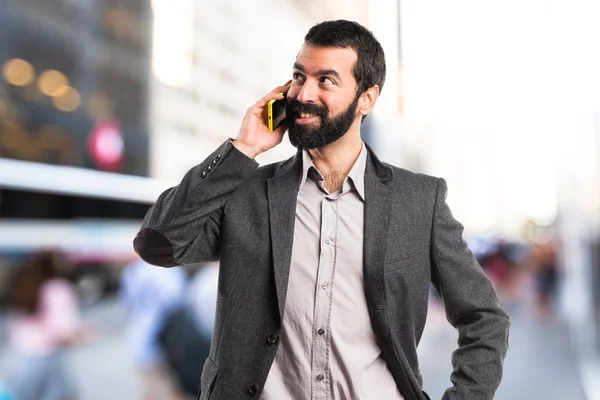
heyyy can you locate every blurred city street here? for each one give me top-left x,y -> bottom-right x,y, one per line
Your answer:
0,296 -> 142,400
0,292 -> 588,400
1,0 -> 600,399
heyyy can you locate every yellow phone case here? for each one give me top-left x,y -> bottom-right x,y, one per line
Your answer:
267,92 -> 285,132
267,98 -> 277,132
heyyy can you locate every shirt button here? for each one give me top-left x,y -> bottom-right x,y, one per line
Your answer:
321,282 -> 328,290
266,333 -> 279,344
216,153 -> 222,160
324,237 -> 332,244
248,384 -> 259,395
317,328 -> 325,335
200,171 -> 207,179
316,374 -> 324,382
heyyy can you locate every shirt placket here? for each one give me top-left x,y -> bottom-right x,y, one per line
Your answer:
311,195 -> 337,400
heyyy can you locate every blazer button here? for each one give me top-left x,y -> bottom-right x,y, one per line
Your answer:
248,384 -> 259,395
266,333 -> 279,344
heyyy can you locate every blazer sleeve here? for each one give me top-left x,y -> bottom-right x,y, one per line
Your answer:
133,139 -> 259,267
430,178 -> 511,400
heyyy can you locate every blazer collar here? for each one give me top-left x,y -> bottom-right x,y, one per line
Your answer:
273,141 -> 393,184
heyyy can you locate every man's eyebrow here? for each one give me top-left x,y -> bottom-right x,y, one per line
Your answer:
293,62 -> 342,81
293,62 -> 306,72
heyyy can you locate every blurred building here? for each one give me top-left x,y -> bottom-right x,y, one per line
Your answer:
0,0 -> 379,302
396,0 -> 600,396
0,0 -> 151,177
148,0 -> 369,181
0,0 -> 166,304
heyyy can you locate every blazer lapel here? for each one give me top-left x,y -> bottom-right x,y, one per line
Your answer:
363,151 -> 392,313
267,152 -> 302,318
363,146 -> 420,400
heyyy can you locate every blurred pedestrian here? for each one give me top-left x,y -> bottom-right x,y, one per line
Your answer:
2,250 -> 92,400
157,263 -> 218,397
119,257 -> 187,400
530,239 -> 559,319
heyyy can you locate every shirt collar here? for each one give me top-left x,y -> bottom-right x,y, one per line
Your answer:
299,142 -> 367,200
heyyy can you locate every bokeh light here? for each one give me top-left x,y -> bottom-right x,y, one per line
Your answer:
2,58 -> 35,87
38,70 -> 70,97
52,86 -> 81,112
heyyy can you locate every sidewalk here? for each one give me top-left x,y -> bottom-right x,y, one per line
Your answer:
581,358 -> 600,400
0,295 -> 594,399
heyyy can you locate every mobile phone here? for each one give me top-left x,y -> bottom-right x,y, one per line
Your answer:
268,92 -> 287,132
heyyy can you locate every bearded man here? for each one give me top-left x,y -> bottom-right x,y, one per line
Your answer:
134,19 -> 510,400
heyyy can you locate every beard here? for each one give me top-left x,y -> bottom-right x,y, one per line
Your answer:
286,93 -> 360,150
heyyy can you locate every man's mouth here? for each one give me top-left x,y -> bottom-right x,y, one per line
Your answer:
295,112 -> 321,124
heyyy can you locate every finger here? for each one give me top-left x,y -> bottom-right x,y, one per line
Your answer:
275,80 -> 292,91
256,90 -> 285,108
254,84 -> 290,109
277,83 -> 292,93
253,93 -> 283,111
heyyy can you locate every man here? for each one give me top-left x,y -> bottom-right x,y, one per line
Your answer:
134,20 -> 510,400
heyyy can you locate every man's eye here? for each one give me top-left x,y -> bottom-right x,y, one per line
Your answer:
319,77 -> 334,85
292,72 -> 304,81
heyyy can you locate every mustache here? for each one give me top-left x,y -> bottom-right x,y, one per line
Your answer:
287,99 -> 328,117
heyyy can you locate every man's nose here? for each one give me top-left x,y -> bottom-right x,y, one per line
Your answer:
296,80 -> 318,104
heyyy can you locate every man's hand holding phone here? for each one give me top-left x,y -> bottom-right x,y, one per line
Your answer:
233,82 -> 291,160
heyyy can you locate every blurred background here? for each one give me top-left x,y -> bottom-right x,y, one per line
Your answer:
0,0 -> 599,399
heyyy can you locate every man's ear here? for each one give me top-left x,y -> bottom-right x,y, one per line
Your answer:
358,85 -> 379,118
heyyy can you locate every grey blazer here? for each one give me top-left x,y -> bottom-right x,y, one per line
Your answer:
134,139 -> 510,400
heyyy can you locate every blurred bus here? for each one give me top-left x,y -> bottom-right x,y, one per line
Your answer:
0,160 -> 172,306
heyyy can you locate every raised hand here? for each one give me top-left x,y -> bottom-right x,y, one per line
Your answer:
233,82 -> 291,159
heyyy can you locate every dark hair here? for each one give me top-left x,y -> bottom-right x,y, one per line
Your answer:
304,20 -> 386,96
9,250 -> 72,314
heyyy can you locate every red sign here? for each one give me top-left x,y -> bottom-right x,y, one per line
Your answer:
88,121 -> 125,171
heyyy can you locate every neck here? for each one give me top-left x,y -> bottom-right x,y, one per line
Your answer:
308,121 -> 362,180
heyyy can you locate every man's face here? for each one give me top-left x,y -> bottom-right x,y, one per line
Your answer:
286,44 -> 362,150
